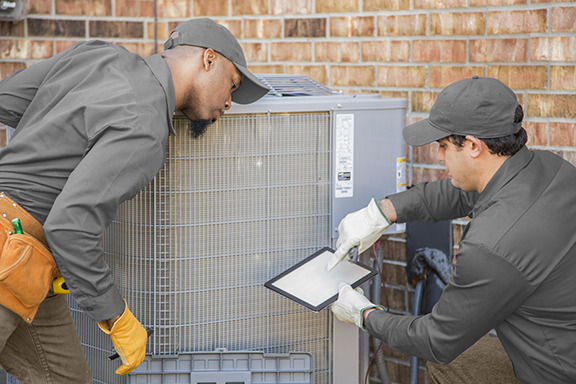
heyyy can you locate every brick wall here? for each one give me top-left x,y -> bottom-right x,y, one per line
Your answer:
1,1 -> 575,383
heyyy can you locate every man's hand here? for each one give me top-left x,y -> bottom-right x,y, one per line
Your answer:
98,301 -> 147,375
326,197 -> 393,271
331,284 -> 383,329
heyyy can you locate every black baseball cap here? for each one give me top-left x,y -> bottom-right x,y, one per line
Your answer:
403,76 -> 522,147
164,18 -> 269,105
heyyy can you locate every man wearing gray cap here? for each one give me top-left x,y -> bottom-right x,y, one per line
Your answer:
0,18 -> 268,381
328,77 -> 576,383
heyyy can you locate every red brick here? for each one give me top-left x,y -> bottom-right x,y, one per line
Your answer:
470,39 -> 528,62
430,12 -> 485,35
382,237 -> 407,263
286,65 -> 328,85
551,66 -> 576,91
415,0 -> 466,8
0,62 -> 25,79
231,0 -> 268,15
412,166 -> 449,185
524,121 -> 547,146
470,0 -> 525,4
270,0 -> 312,15
212,19 -> 242,38
330,65 -> 375,87
157,0 -> 190,18
240,42 -> 267,62
248,64 -> 283,73
56,0 -> 111,16
550,122 -> 576,147
316,42 -> 359,63
0,21 -> 25,36
362,41 -> 410,62
413,40 -> 467,63
330,16 -> 375,37
285,18 -> 326,38
245,19 -> 283,39
412,142 -> 441,165
316,0 -> 358,13
271,42 -> 312,62
559,151 -> 576,168
28,19 -> 86,38
430,66 -> 484,88
527,94 -> 576,119
119,42 -> 155,57
531,37 -> 576,62
382,262 -> 407,286
379,90 -> 409,100
412,91 -> 439,113
364,0 -> 409,11
147,21 -> 168,41
27,0 -> 51,14
0,40 -> 53,60
378,14 -> 426,36
89,21 -> 143,38
55,40 -> 76,54
193,0 -> 228,16
377,66 -> 427,87
551,7 -> 576,32
487,65 -> 547,89
116,0 -> 154,17
381,286 -> 407,312
488,10 -> 547,34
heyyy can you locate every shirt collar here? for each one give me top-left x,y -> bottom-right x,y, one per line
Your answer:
144,54 -> 176,136
470,146 -> 534,218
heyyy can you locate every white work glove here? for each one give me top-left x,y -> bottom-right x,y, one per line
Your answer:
331,284 -> 384,329
326,197 -> 391,271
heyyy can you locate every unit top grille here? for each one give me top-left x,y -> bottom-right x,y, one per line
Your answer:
256,74 -> 340,97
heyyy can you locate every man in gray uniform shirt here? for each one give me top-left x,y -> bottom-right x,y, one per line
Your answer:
328,77 -> 576,383
0,18 -> 268,382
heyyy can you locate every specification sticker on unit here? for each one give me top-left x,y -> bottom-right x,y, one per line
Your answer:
335,114 -> 354,198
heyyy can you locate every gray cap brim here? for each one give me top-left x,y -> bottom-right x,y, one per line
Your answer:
232,65 -> 269,104
403,118 -> 453,147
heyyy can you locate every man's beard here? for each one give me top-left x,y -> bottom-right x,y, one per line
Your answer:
188,119 -> 212,138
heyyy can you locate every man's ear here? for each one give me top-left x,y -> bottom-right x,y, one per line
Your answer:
202,48 -> 218,71
465,135 -> 485,159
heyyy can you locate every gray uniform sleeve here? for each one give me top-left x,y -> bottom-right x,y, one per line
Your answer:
365,244 -> 531,363
43,123 -> 165,321
0,58 -> 57,128
388,179 -> 479,223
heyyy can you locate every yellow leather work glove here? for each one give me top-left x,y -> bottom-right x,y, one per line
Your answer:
98,301 -> 147,375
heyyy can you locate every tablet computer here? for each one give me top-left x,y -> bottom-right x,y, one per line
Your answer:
265,247 -> 378,312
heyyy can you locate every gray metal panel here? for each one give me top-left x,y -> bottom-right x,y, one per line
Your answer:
331,105 -> 406,240
226,94 -> 407,115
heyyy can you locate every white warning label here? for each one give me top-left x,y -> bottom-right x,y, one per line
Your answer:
335,114 -> 354,198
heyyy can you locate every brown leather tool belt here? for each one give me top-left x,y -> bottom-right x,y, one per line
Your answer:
0,192 -> 61,323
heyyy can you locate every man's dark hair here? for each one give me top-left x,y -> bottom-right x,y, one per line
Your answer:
447,105 -> 527,156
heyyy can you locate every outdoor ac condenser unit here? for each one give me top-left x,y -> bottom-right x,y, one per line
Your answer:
58,77 -> 407,384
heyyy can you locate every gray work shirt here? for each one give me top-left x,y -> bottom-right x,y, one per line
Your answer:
367,147 -> 576,383
0,40 -> 176,321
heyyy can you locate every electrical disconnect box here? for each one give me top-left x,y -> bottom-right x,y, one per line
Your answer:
0,0 -> 26,20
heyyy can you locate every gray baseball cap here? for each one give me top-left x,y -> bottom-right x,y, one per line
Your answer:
164,18 -> 269,105
403,76 -> 522,147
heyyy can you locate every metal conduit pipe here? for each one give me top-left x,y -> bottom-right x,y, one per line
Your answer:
372,242 -> 391,384
410,279 -> 426,384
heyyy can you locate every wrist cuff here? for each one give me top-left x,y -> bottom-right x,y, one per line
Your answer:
371,197 -> 392,225
359,305 -> 386,331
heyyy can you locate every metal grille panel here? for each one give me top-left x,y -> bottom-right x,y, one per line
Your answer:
70,112 -> 333,384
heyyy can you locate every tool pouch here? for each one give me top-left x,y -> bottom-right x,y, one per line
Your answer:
0,215 -> 60,323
